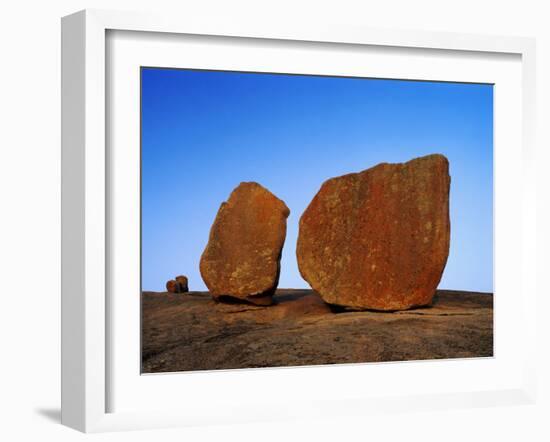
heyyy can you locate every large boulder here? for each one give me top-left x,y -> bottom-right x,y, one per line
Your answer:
200,182 -> 290,305
296,154 -> 450,311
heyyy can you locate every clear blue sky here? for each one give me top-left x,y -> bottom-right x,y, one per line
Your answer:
141,68 -> 493,293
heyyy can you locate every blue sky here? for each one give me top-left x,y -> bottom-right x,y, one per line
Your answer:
141,68 -> 493,293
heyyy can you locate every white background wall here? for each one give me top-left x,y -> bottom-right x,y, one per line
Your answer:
0,1 -> 548,441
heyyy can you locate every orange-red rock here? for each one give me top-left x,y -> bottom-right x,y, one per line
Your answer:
200,182 -> 290,305
296,154 -> 451,311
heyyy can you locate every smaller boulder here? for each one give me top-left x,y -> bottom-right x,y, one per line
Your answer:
200,182 -> 290,305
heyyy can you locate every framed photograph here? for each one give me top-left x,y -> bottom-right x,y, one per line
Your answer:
61,9 -> 538,433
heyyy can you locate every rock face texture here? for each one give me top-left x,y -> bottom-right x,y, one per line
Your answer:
200,182 -> 290,305
297,154 -> 451,311
141,289 -> 493,373
166,275 -> 189,293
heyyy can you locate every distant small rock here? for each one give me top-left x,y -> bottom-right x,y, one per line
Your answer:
175,275 -> 189,292
166,280 -> 178,293
166,276 -> 189,293
297,154 -> 451,311
200,182 -> 290,305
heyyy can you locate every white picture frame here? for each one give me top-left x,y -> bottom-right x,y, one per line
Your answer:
61,9 -> 538,433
